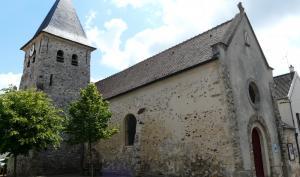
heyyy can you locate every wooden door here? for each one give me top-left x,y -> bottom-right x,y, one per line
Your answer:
252,128 -> 265,177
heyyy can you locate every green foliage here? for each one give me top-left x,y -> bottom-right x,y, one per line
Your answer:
66,83 -> 118,144
0,88 -> 65,157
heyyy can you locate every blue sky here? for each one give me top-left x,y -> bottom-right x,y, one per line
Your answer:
0,0 -> 300,89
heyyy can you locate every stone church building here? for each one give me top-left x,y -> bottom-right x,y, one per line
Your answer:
16,0 -> 300,176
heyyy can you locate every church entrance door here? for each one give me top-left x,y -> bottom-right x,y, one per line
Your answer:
252,128 -> 265,177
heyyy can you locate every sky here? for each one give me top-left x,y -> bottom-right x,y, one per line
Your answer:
0,0 -> 300,90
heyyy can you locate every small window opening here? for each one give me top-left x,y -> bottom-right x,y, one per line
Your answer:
56,50 -> 64,62
248,81 -> 260,105
32,50 -> 36,63
72,54 -> 78,66
125,114 -> 137,146
27,59 -> 30,67
49,74 -> 53,86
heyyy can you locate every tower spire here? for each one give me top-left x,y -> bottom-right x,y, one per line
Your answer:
21,0 -> 94,49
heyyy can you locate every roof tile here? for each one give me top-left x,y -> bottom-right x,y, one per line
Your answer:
96,18 -> 235,99
22,0 -> 92,49
273,72 -> 294,99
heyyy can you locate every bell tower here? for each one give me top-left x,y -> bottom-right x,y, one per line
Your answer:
17,0 -> 95,175
20,0 -> 96,108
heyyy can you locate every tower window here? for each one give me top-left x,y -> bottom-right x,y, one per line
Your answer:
125,114 -> 137,146
56,50 -> 64,62
71,54 -> 78,66
27,59 -> 31,67
32,50 -> 36,63
49,74 -> 53,86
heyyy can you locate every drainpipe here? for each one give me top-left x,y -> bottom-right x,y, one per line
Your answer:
288,100 -> 300,163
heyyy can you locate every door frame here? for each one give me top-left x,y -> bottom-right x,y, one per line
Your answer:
250,122 -> 271,177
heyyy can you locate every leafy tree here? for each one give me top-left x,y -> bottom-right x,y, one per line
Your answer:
0,87 -> 65,177
65,83 -> 118,177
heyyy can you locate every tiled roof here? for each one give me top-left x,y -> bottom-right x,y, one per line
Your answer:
273,72 -> 295,99
96,13 -> 240,99
22,0 -> 93,49
96,10 -> 275,100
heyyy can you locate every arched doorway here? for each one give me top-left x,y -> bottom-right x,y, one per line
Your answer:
252,128 -> 265,177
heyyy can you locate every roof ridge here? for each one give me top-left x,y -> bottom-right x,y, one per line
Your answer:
98,19 -> 233,83
274,72 -> 293,78
34,0 -> 60,37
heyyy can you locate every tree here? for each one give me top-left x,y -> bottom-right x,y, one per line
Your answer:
65,83 -> 118,177
0,87 -> 65,177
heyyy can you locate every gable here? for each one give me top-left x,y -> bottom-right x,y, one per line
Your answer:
224,12 -> 272,70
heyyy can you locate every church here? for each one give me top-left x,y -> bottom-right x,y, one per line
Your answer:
16,0 -> 300,177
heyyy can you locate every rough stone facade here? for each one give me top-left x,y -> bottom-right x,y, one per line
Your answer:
282,128 -> 300,177
14,1 -> 291,177
218,14 -> 284,176
95,11 -> 285,177
96,61 -> 237,177
14,32 -> 93,176
20,33 -> 91,108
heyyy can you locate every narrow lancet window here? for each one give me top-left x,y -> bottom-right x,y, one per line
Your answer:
125,114 -> 137,146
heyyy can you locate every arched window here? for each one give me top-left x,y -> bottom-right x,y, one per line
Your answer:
125,114 -> 137,146
56,50 -> 64,62
71,54 -> 78,66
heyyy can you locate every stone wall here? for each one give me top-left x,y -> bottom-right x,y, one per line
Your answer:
96,60 -> 239,177
219,14 -> 283,176
20,33 -> 91,108
282,128 -> 300,177
12,32 -> 93,176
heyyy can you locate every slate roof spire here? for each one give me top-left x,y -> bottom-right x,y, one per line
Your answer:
22,0 -> 94,49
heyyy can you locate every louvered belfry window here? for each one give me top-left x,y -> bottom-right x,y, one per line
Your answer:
72,54 -> 78,66
56,50 -> 64,62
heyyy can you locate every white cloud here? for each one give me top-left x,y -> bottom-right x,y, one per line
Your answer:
0,73 -> 22,90
85,10 -> 97,29
86,0 -> 234,70
87,1 -> 300,76
256,15 -> 300,75
86,16 -> 129,70
111,0 -> 153,8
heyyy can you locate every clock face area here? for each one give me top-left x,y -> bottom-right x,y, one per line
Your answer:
29,44 -> 35,57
